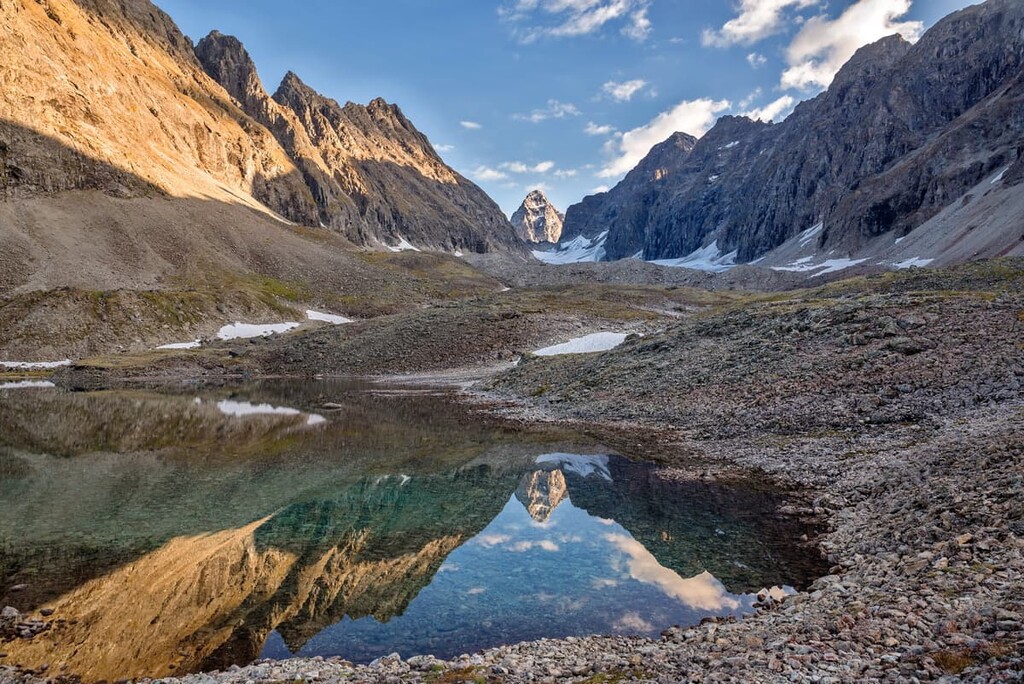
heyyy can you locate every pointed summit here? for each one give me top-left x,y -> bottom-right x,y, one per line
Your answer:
515,470 -> 570,524
195,31 -> 263,107
511,189 -> 564,244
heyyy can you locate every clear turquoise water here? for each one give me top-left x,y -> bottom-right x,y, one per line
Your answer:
0,381 -> 822,679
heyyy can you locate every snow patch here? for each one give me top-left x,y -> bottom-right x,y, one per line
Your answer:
990,167 -> 1009,185
894,236 -> 907,245
720,141 -> 740,150
708,175 -> 720,183
306,310 -> 352,325
0,360 -> 72,370
217,322 -> 301,341
630,250 -> 645,260
534,332 -> 628,357
536,453 -> 612,481
798,222 -> 824,247
0,381 -> 57,390
386,236 -> 421,252
771,258 -> 869,276
454,250 -> 464,257
157,340 -> 201,350
893,257 -> 934,270
216,399 -> 326,427
532,231 -> 608,265
648,241 -> 738,273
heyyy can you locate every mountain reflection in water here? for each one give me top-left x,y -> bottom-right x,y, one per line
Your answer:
0,381 -> 823,682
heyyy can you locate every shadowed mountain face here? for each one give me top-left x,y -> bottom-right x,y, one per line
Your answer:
0,381 -> 823,681
561,0 -> 1024,264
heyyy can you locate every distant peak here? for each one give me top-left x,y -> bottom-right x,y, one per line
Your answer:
195,31 -> 261,101
274,70 -> 317,102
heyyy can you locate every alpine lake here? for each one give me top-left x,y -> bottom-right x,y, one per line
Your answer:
0,380 -> 824,682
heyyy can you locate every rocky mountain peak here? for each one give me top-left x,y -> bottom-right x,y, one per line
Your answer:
195,31 -> 263,106
511,189 -> 564,244
515,470 -> 569,524
830,34 -> 912,92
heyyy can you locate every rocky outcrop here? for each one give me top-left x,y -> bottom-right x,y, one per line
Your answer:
196,31 -> 519,253
560,0 -> 1024,263
510,190 -> 564,244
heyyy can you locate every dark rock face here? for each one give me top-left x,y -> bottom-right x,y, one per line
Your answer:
562,0 -> 1024,263
561,132 -> 697,260
196,32 -> 520,254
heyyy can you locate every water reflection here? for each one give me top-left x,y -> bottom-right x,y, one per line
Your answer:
0,382 -> 822,682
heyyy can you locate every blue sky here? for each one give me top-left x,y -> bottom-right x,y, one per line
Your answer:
157,0 -> 975,216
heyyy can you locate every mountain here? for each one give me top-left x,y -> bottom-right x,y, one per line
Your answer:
196,32 -> 518,253
559,0 -> 1024,268
0,0 -> 516,358
510,189 -> 564,244
560,132 -> 698,258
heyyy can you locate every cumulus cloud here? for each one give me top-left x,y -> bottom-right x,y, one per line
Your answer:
747,52 -> 768,68
460,120 -> 483,130
781,0 -> 923,90
472,166 -> 508,181
591,185 -> 611,194
515,99 -> 582,123
602,79 -> 649,102
500,160 -> 557,174
585,122 -> 617,136
433,143 -> 455,153
501,0 -> 654,43
703,0 -> 820,47
554,168 -> 578,178
599,98 -> 731,178
743,94 -> 797,122
606,533 -> 741,611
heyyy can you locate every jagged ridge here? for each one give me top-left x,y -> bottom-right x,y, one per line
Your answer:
561,0 -> 1024,264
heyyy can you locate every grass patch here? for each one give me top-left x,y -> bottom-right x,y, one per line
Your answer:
426,666 -> 487,684
933,649 -> 975,674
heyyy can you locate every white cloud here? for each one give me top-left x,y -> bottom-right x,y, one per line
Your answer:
780,0 -> 923,90
433,143 -> 455,153
460,120 -> 483,130
606,533 -> 741,611
476,533 -> 512,546
554,168 -> 578,178
472,165 -> 508,181
703,0 -> 821,47
591,185 -> 611,194
747,52 -> 768,68
602,79 -> 649,102
743,94 -> 797,122
501,0 -> 653,43
599,98 -> 731,178
585,122 -> 616,136
613,612 -> 655,633
739,87 -> 763,109
500,160 -> 557,174
515,99 -> 581,123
